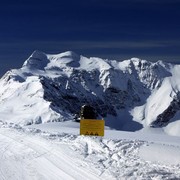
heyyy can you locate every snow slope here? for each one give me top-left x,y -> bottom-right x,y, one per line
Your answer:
0,121 -> 180,180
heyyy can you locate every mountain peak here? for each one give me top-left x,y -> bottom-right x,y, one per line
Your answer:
58,51 -> 79,58
23,50 -> 49,70
31,50 -> 47,58
0,51 -> 179,132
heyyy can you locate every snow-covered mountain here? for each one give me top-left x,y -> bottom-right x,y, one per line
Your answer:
0,50 -> 180,133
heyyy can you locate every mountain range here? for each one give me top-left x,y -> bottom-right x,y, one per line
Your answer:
0,50 -> 179,134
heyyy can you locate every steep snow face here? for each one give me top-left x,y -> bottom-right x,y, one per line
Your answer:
0,51 -> 179,132
145,78 -> 174,125
143,65 -> 180,127
0,75 -> 64,125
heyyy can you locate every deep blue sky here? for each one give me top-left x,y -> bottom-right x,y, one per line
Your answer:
0,0 -> 180,76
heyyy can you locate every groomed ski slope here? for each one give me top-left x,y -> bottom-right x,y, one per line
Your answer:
0,121 -> 180,180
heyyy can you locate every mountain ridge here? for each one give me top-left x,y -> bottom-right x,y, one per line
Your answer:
0,51 -> 179,134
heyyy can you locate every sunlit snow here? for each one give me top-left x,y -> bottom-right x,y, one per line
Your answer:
0,51 -> 180,179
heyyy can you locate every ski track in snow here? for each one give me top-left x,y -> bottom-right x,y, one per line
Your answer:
0,122 -> 180,180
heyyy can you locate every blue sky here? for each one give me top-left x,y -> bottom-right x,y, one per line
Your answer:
0,0 -> 180,76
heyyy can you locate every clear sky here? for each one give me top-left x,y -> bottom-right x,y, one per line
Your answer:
0,0 -> 180,76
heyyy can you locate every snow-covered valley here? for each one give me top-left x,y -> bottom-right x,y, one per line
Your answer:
0,51 -> 180,179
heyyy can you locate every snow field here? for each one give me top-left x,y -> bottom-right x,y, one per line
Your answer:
0,121 -> 180,180
0,126 -> 102,180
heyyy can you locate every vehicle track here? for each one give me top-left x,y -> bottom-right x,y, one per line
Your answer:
0,128 -> 102,180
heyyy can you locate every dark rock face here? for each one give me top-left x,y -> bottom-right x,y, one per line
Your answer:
151,93 -> 180,127
40,69 -> 147,120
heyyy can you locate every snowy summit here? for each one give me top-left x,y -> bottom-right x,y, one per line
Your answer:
0,50 -> 180,135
